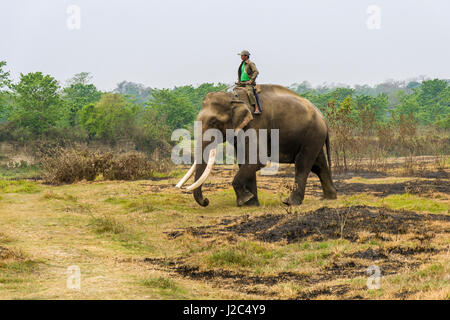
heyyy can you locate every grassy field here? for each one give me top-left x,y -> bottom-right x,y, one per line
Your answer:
0,159 -> 449,300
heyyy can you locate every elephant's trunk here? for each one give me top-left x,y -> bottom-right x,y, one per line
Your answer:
193,162 -> 209,207
174,161 -> 209,206
189,148 -> 216,206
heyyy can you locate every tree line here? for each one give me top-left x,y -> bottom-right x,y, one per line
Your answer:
290,79 -> 449,128
0,60 -> 448,157
0,61 -> 227,154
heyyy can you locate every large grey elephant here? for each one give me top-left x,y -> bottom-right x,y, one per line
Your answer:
176,84 -> 337,207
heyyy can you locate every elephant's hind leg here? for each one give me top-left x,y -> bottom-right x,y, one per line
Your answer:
283,145 -> 318,206
311,148 -> 337,199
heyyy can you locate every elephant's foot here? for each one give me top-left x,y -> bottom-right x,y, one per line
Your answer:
237,190 -> 255,207
323,192 -> 337,200
323,186 -> 337,199
242,197 -> 260,207
282,195 -> 303,206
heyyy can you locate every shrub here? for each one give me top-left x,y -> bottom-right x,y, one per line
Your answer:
41,146 -> 173,184
41,146 -> 102,184
102,151 -> 151,180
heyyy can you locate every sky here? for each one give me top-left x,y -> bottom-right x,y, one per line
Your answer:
1,0 -> 449,91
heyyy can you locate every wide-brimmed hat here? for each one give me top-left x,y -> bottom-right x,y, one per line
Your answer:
237,50 -> 250,56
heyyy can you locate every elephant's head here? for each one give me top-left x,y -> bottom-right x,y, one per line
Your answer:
175,90 -> 253,207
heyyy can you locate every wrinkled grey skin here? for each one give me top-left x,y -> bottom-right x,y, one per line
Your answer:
193,84 -> 337,207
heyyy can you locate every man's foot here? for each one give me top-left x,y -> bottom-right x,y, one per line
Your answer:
254,109 -> 262,115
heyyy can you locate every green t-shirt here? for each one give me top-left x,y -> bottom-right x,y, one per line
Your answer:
240,63 -> 250,82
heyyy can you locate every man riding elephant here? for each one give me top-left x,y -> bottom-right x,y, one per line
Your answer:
175,50 -> 337,207
175,83 -> 338,207
236,50 -> 262,114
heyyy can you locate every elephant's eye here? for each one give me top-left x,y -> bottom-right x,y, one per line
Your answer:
209,118 -> 219,127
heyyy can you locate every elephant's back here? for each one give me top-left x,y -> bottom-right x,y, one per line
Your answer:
257,84 -> 327,128
247,84 -> 329,163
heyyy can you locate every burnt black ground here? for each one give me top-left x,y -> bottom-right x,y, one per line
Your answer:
171,205 -> 450,243
332,179 -> 450,197
146,165 -> 449,299
151,205 -> 449,299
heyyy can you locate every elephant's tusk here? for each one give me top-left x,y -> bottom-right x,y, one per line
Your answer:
175,161 -> 197,188
186,148 -> 216,192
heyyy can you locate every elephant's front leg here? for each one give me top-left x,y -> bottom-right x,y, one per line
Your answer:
232,165 -> 260,206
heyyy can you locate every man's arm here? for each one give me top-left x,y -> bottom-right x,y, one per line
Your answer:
249,61 -> 259,83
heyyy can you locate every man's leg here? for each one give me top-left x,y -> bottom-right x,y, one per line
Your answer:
246,85 -> 261,114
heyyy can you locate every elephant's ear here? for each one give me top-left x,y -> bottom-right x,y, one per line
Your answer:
231,100 -> 253,132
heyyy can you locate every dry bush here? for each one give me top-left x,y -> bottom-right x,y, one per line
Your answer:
102,151 -> 151,180
328,106 -> 449,174
433,154 -> 449,172
397,114 -> 421,156
0,246 -> 26,262
42,146 -> 173,185
326,98 -> 357,173
41,146 -> 99,184
376,122 -> 395,155
150,157 -> 174,174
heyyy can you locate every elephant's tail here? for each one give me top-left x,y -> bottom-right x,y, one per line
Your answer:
325,132 -> 332,176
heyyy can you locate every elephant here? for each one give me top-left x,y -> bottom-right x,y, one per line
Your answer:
175,84 -> 337,207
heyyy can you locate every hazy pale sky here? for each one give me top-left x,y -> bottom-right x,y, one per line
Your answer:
1,0 -> 449,90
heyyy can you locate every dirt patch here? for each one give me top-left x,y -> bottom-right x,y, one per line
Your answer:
0,246 -> 24,261
394,290 -> 417,299
346,246 -> 440,261
143,252 -> 426,299
151,204 -> 450,299
176,206 -> 450,243
0,246 -> 14,260
350,248 -> 388,260
295,284 -> 350,300
420,171 -> 449,179
140,165 -> 449,200
144,257 -> 309,286
384,246 -> 441,256
143,256 -> 356,298
334,179 -> 450,197
144,257 -> 277,296
139,183 -> 176,193
139,181 -> 232,194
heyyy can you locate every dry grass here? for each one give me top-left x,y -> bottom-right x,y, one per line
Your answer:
0,157 -> 448,300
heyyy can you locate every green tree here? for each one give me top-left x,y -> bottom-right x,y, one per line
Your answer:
133,106 -> 171,153
63,72 -> 102,126
406,81 -> 420,91
290,81 -> 312,95
0,61 -> 11,90
147,89 -> 196,131
173,82 -> 227,111
78,93 -> 137,140
392,91 -> 420,120
114,81 -> 153,103
10,72 -> 64,136
417,79 -> 449,125
67,72 -> 93,86
0,61 -> 12,122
